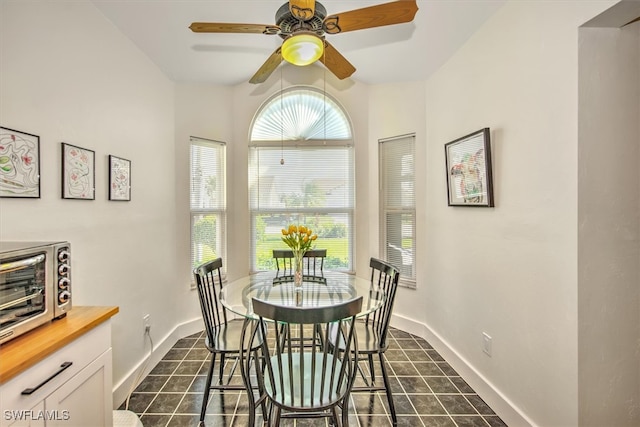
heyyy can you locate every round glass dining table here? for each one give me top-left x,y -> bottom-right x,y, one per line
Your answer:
220,270 -> 384,320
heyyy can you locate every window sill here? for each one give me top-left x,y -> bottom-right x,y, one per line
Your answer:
399,277 -> 416,289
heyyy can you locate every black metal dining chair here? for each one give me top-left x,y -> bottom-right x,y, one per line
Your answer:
272,249 -> 295,275
193,257 -> 264,426
333,257 -> 401,426
302,248 -> 327,276
241,296 -> 362,426
273,248 -> 327,277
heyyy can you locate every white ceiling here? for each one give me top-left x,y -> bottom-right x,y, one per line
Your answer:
91,0 -> 506,86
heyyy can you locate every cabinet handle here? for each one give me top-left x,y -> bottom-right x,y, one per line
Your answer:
21,362 -> 73,395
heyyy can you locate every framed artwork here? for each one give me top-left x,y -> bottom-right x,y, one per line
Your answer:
62,142 -> 95,200
108,155 -> 131,201
0,127 -> 41,198
445,128 -> 494,207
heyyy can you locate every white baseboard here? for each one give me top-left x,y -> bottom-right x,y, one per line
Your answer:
112,317 -> 204,408
390,313 -> 536,427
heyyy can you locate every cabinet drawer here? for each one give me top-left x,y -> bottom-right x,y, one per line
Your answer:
1,321 -> 111,418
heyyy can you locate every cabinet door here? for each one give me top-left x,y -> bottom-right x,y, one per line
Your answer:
5,401 -> 45,427
44,350 -> 112,427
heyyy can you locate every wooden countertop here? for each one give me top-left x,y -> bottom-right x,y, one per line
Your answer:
0,306 -> 119,384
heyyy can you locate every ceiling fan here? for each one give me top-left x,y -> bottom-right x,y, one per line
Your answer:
189,0 -> 419,84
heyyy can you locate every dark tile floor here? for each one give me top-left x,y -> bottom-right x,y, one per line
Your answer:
120,327 -> 508,427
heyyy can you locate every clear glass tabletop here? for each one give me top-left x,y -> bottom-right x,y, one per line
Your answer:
220,271 -> 384,320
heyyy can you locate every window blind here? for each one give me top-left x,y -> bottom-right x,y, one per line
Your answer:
248,145 -> 354,272
380,134 -> 416,284
190,137 -> 226,271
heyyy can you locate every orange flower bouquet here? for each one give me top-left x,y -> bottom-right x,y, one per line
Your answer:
281,224 -> 318,286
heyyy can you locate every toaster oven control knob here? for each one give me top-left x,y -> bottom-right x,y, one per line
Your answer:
58,264 -> 70,276
58,277 -> 70,290
58,291 -> 71,304
58,250 -> 70,262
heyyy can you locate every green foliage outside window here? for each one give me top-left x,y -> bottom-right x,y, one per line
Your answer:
255,232 -> 349,271
193,215 -> 217,267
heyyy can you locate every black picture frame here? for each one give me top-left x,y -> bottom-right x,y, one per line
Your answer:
108,155 -> 131,201
0,127 -> 41,198
445,128 -> 494,207
62,142 -> 95,200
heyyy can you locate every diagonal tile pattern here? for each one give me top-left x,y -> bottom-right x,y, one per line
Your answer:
120,328 -> 508,427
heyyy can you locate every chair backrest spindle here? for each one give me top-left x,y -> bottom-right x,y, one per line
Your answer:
193,258 -> 228,345
367,257 -> 400,349
249,297 -> 362,416
273,249 -> 327,277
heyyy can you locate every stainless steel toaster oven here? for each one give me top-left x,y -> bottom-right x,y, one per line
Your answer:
0,241 -> 72,344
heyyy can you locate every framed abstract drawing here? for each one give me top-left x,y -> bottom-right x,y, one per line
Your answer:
62,142 -> 95,200
108,155 -> 131,201
445,128 -> 494,207
0,127 -> 41,198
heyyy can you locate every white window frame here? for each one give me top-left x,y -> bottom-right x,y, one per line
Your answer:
190,137 -> 226,281
379,133 -> 416,288
249,86 -> 355,273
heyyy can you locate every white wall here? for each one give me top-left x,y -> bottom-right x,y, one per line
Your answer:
172,83 -> 236,359
0,0 -> 182,407
174,84 -> 233,288
368,81 -> 426,293
419,2 -> 613,426
578,22 -> 640,427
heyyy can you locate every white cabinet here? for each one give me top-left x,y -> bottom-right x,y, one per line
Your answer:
0,321 -> 113,427
45,350 -> 112,427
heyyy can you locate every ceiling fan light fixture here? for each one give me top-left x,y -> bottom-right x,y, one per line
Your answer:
282,32 -> 323,66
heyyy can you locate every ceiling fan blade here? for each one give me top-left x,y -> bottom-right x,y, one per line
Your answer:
319,41 -> 356,80
289,0 -> 315,21
249,47 -> 283,84
323,0 -> 418,35
189,22 -> 280,35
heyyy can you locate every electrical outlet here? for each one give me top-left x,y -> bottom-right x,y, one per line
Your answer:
482,332 -> 492,357
143,314 -> 151,333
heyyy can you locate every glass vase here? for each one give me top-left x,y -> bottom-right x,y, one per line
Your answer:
293,251 -> 303,289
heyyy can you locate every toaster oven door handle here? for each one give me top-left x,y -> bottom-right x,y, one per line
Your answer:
0,254 -> 46,274
21,362 -> 73,395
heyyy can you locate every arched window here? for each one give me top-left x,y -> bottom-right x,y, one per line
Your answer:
249,87 -> 355,272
